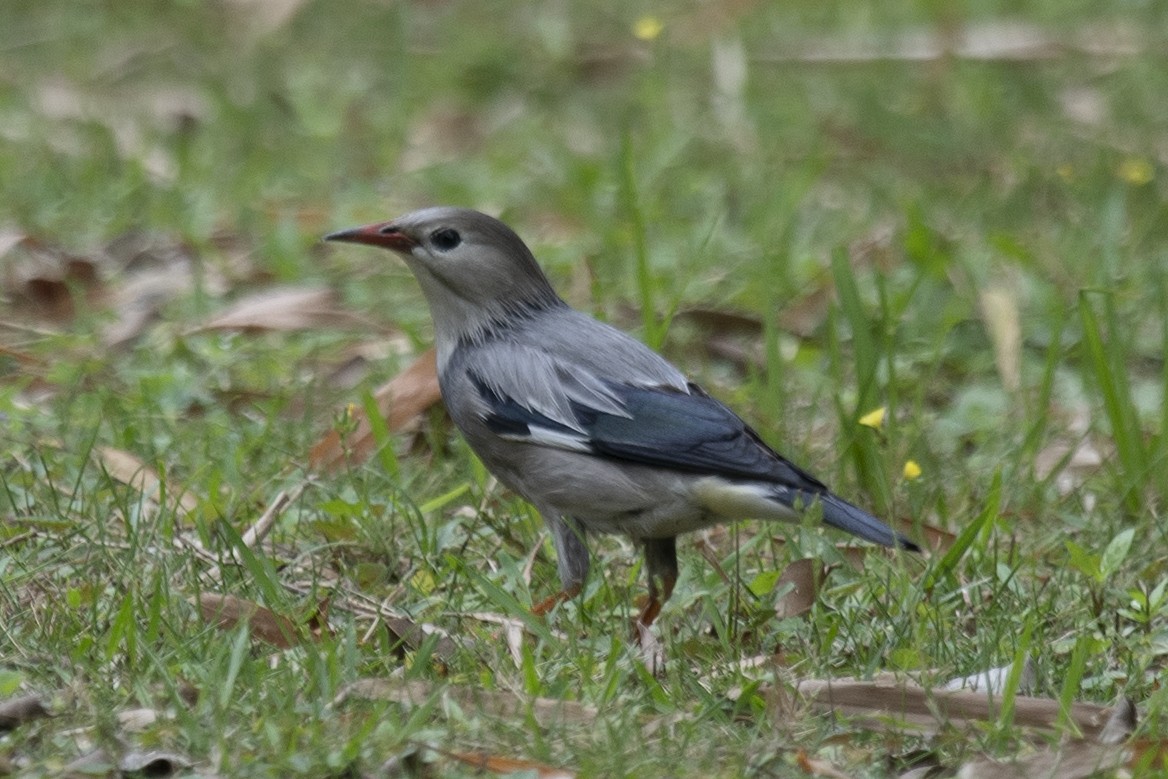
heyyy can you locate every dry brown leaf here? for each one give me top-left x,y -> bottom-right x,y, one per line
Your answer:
775,558 -> 823,619
335,678 -> 598,730
95,446 -> 198,515
378,615 -> 458,664
193,285 -> 367,333
955,740 -> 1129,779
309,348 -> 443,472
1129,737 -> 1168,768
118,750 -> 193,777
444,750 -> 575,778
795,677 -> 1118,738
100,237 -> 199,346
195,593 -> 302,648
0,235 -> 103,323
0,694 -> 50,731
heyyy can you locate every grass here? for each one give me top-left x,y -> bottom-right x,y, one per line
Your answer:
3,0 -> 1168,775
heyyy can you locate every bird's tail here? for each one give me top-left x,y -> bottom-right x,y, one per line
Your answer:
784,490 -> 919,551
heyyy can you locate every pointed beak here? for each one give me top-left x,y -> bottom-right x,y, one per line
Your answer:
324,221 -> 416,252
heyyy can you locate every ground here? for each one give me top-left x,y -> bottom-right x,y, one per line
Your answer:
1,1 -> 1167,776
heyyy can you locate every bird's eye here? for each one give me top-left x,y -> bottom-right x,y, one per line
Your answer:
430,228 -> 461,251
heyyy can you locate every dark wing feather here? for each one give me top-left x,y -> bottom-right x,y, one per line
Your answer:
471,369 -> 827,492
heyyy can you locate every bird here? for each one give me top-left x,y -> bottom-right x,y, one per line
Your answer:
326,207 -> 919,630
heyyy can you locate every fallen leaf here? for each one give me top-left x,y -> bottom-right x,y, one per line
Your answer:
309,348 -> 443,472
194,593 -> 302,648
774,558 -> 823,619
193,285 -> 369,333
95,446 -> 198,515
99,233 -> 200,346
794,676 -> 1119,738
119,749 -> 192,776
955,740 -> 1129,779
0,694 -> 50,731
0,235 -> 103,323
61,748 -> 115,777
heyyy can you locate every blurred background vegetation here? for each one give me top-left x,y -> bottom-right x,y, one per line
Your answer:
3,0 -> 1168,774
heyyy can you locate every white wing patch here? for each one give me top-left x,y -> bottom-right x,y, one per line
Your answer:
497,424 -> 592,453
692,477 -> 800,521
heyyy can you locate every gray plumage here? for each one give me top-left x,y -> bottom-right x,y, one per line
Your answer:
326,207 -> 918,625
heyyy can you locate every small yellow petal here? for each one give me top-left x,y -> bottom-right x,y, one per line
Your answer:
858,407 -> 886,429
633,15 -> 663,41
903,460 -> 922,480
1118,157 -> 1153,185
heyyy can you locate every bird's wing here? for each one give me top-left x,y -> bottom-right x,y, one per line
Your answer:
458,340 -> 827,492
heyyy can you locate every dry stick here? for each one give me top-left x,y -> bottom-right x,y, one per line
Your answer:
240,480 -> 308,550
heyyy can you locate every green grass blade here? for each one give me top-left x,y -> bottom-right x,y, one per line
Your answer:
361,388 -> 400,481
619,130 -> 658,348
924,469 -> 1002,593
1079,290 -> 1145,511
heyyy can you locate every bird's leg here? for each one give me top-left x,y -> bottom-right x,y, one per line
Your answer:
532,513 -> 589,617
636,537 -> 678,632
532,584 -> 582,616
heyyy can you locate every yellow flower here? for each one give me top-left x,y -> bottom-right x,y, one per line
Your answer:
903,460 -> 922,480
1118,157 -> 1153,185
858,407 -> 885,429
633,15 -> 663,41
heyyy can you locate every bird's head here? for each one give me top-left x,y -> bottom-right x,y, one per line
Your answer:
326,207 -> 562,349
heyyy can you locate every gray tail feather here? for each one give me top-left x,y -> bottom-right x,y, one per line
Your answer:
815,492 -> 920,551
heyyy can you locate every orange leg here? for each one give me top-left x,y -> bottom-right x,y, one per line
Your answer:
634,537 -> 679,634
532,583 -> 582,616
635,571 -> 676,630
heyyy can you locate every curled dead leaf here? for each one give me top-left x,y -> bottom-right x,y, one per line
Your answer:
95,446 -> 198,516
0,694 -> 50,731
193,285 -> 370,333
0,234 -> 103,323
118,749 -> 192,776
955,740 -> 1129,779
194,593 -> 302,648
309,348 -> 443,472
774,558 -> 824,619
794,676 -> 1120,739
